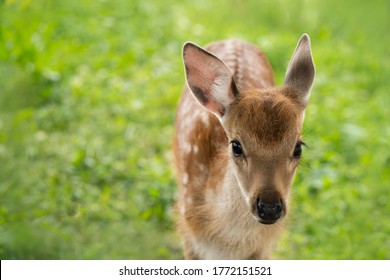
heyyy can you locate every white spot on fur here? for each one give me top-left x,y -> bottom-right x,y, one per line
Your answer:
182,172 -> 189,185
182,141 -> 192,154
186,197 -> 193,205
200,112 -> 209,125
180,205 -> 186,216
198,164 -> 206,173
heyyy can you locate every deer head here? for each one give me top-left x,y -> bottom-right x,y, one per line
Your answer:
182,34 -> 315,224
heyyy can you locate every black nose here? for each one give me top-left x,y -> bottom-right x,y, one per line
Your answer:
257,199 -> 283,224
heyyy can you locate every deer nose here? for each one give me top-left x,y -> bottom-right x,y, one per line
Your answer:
256,198 -> 284,224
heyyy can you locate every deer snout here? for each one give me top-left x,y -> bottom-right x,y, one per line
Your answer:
256,193 -> 285,224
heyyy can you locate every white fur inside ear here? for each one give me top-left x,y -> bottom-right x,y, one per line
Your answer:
211,74 -> 233,111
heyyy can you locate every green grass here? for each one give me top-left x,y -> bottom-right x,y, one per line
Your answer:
0,0 -> 389,259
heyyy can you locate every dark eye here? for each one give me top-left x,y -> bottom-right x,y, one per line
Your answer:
293,142 -> 303,158
231,140 -> 243,157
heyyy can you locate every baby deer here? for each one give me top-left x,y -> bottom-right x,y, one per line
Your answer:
173,34 -> 315,259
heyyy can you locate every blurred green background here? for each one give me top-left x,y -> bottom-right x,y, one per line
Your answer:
1,0 -> 389,259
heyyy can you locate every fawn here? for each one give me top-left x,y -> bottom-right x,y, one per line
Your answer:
173,34 -> 315,259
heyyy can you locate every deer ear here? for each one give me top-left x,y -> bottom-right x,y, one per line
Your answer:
182,42 -> 237,118
284,34 -> 315,102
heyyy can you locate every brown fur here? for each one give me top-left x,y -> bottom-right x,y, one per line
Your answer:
226,88 -> 306,149
173,36 -> 314,259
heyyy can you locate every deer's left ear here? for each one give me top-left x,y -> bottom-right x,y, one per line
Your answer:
284,34 -> 315,103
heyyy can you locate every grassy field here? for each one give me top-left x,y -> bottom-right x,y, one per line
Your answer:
0,0 -> 389,259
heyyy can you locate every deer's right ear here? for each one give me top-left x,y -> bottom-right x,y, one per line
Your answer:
182,42 -> 237,119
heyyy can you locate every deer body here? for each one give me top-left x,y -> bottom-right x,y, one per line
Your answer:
173,35 -> 315,259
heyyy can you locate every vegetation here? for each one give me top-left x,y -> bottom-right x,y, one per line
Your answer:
0,0 -> 389,259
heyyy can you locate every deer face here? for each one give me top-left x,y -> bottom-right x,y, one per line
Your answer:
222,89 -> 306,224
182,34 -> 315,225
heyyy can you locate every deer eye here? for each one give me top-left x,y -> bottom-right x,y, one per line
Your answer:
293,141 -> 303,158
231,140 -> 243,157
